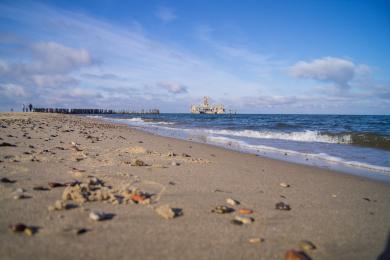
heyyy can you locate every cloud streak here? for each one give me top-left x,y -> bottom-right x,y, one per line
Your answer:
158,82 -> 188,94
155,6 -> 177,22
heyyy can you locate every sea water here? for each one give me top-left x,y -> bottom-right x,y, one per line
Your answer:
88,114 -> 390,182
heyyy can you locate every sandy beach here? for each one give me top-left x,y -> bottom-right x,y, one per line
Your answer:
0,112 -> 389,260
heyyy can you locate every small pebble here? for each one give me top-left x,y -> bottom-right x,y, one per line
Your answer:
9,223 -> 27,232
226,198 -> 240,206
89,211 -> 108,221
298,240 -> 316,251
48,182 -> 65,188
131,159 -> 147,166
13,194 -> 29,200
155,204 -> 180,219
33,186 -> 50,191
230,219 -> 243,226
171,161 -> 180,166
76,228 -> 88,235
249,238 -> 265,244
280,182 -> 290,188
211,205 -> 234,214
24,227 -> 34,236
234,215 -> 254,224
238,208 -> 253,215
1,177 -> 15,183
275,202 -> 291,211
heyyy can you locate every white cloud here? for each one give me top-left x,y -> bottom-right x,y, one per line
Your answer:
31,74 -> 78,87
0,42 -> 92,89
289,57 -> 369,89
158,82 -> 188,94
155,6 -> 177,22
30,42 -> 92,73
0,83 -> 27,98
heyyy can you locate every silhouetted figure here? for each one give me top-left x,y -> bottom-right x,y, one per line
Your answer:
22,104 -> 25,112
28,104 -> 33,112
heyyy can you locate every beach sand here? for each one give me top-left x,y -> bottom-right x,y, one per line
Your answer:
0,112 -> 389,260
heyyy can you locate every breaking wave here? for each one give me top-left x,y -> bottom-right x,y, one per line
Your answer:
204,129 -> 390,150
206,136 -> 390,173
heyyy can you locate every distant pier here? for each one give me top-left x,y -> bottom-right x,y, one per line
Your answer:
33,108 -> 160,114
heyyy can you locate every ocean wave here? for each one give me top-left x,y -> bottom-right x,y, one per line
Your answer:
206,129 -> 351,144
206,136 -> 390,173
110,117 -> 175,126
204,129 -> 390,150
86,115 -> 103,118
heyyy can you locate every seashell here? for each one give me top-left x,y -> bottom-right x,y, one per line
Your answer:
298,240 -> 316,251
249,238 -> 265,244
275,202 -> 291,211
226,198 -> 240,206
211,205 -> 234,214
238,208 -> 253,215
234,215 -> 254,224
280,182 -> 290,188
89,211 -> 107,221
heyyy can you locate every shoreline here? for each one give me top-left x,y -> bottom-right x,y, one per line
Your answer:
95,115 -> 390,183
1,112 -> 389,260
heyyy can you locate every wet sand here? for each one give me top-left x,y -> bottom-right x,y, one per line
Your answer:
0,112 -> 389,260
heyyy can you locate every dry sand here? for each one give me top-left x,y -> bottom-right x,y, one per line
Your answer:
0,112 -> 389,260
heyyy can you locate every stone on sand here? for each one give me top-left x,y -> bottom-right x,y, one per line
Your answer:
226,198 -> 240,206
155,204 -> 179,219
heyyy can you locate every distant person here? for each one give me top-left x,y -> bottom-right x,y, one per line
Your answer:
22,104 -> 26,112
28,103 -> 33,112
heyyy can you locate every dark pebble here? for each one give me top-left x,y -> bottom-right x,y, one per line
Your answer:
230,219 -> 244,226
1,177 -> 16,183
9,223 -> 27,232
275,202 -> 291,211
48,182 -> 65,188
33,186 -> 50,191
0,142 -> 16,147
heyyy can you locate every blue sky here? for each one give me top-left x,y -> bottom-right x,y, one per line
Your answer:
0,0 -> 389,114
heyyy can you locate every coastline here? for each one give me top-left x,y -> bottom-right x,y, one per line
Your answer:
92,114 -> 390,182
1,112 -> 389,259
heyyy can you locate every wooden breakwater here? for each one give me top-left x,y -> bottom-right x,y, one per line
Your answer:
33,108 -> 160,114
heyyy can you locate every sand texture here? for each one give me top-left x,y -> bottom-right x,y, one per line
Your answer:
0,113 -> 389,260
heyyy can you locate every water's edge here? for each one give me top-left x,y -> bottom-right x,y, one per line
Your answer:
87,115 -> 390,183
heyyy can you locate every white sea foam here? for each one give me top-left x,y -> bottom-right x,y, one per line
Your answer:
86,115 -> 103,118
206,136 -> 390,173
205,129 -> 352,144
